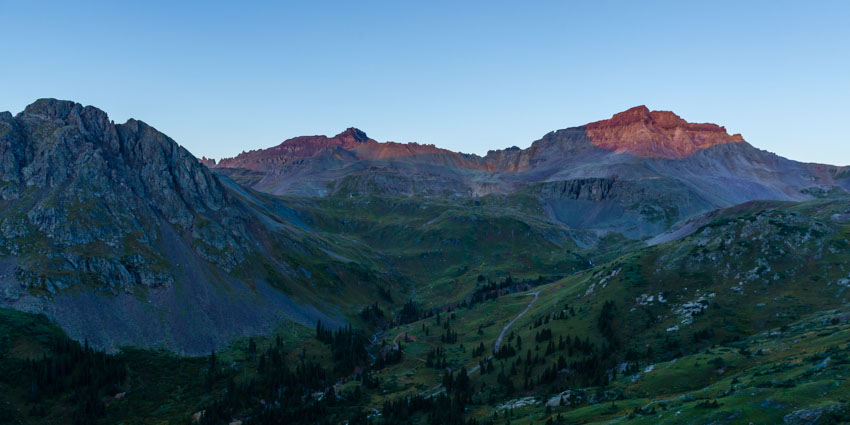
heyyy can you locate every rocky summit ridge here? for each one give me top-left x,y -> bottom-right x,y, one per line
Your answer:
585,105 -> 746,158
209,106 -> 747,171
208,106 -> 849,236
0,98 -> 249,279
214,127 -> 459,172
0,98 -> 349,354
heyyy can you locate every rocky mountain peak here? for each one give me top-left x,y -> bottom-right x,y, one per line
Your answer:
214,127 -> 380,171
22,98 -> 84,120
199,156 -> 217,167
607,105 -> 652,123
19,99 -> 118,151
21,98 -> 112,130
335,127 -> 370,144
584,106 -> 746,158
0,98 -> 251,296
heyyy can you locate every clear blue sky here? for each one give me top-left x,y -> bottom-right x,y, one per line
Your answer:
1,1 -> 848,164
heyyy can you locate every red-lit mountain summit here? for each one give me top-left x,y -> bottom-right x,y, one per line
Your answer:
585,105 -> 745,158
208,107 -> 846,223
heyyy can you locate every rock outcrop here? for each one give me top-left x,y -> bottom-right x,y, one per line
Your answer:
584,105 -> 745,158
0,99 -> 251,292
0,99 -> 349,354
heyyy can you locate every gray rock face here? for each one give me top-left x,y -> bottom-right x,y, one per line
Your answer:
539,178 -> 617,201
783,404 -> 845,425
0,99 -> 251,291
0,99 -> 347,354
536,176 -> 712,238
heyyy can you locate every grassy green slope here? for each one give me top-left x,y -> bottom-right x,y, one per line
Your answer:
353,199 -> 850,423
283,190 -> 595,305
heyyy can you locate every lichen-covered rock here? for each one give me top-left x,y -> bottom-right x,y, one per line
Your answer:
0,99 -> 349,354
783,404 -> 845,425
0,99 -> 253,293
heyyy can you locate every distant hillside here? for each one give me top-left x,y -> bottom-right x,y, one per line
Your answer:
209,106 -> 850,237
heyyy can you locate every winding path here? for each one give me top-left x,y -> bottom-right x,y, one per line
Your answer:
465,290 -> 540,376
419,290 -> 542,397
493,291 -> 540,354
392,330 -> 406,350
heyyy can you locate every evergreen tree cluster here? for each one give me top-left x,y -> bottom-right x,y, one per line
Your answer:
373,345 -> 403,370
426,346 -> 448,369
468,274 -> 560,307
197,327 -> 373,425
26,338 -> 126,425
359,303 -> 387,326
316,321 -> 370,375
380,366 -> 478,425
397,299 -> 423,325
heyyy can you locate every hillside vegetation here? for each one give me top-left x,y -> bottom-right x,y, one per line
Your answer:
2,199 -> 850,424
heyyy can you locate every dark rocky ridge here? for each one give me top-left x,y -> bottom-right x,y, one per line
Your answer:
0,99 -> 250,286
0,99 -> 346,354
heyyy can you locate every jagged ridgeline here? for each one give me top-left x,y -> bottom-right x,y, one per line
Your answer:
0,99 -> 248,289
0,99 -> 402,354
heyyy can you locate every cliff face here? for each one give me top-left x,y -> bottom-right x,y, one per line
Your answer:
0,99 -> 251,293
0,99 -> 347,354
584,106 -> 745,158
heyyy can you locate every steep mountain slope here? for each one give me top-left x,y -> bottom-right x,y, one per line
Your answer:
210,107 -> 850,237
0,99 -> 403,354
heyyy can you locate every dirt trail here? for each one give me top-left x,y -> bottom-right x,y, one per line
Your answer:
392,330 -> 406,349
492,291 -> 539,353
466,290 -> 540,376
418,290 -> 542,398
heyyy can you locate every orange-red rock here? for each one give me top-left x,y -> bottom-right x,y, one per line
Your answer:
585,106 -> 745,158
214,128 -> 458,171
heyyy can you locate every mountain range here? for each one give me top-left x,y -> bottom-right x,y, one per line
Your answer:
209,105 -> 849,236
0,99 -> 847,355
1,99 -> 850,424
